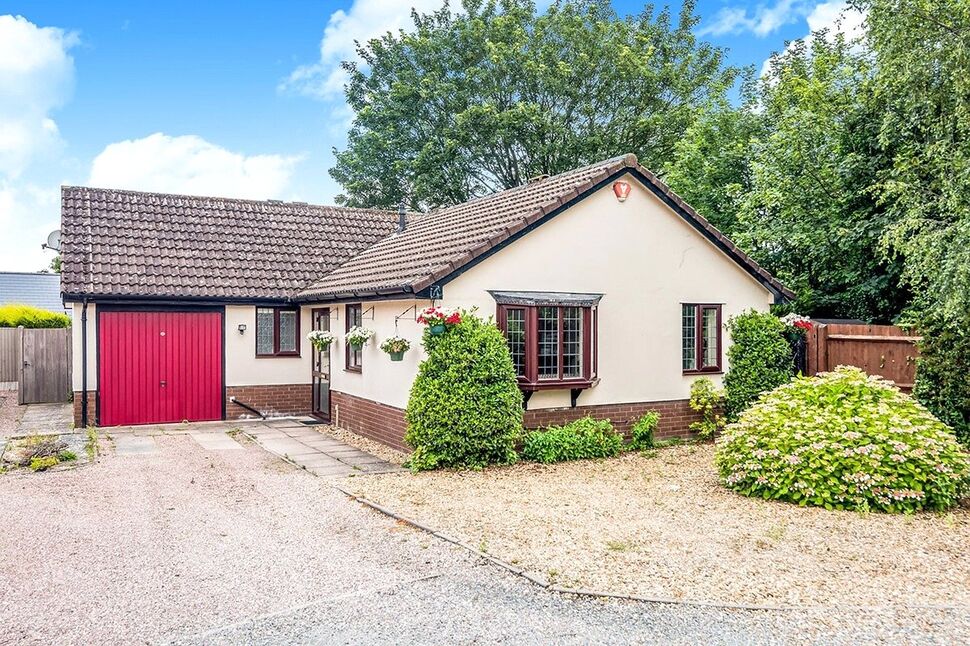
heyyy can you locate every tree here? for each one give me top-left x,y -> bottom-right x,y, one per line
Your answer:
856,0 -> 970,319
733,35 -> 907,321
662,78 -> 764,236
331,0 -> 740,210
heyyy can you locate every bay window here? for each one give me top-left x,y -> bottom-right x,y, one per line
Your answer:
493,292 -> 601,392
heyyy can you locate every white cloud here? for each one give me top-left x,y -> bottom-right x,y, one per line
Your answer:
282,0 -> 554,99
88,133 -> 302,199
0,181 -> 61,271
699,0 -> 811,37
759,1 -> 867,77
282,0 -> 446,99
0,14 -> 78,177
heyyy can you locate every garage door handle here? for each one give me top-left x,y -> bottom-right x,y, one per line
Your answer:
160,380 -> 166,388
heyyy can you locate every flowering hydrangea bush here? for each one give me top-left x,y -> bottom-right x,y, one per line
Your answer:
715,366 -> 970,513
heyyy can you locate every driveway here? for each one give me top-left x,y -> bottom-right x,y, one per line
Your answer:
0,429 -> 965,645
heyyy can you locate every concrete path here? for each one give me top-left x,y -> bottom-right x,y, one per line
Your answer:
12,402 -> 72,437
244,419 -> 403,477
95,417 -> 400,477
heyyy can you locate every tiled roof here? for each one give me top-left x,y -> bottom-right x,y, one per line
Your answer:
299,154 -> 793,301
0,272 -> 69,315
60,187 -> 402,300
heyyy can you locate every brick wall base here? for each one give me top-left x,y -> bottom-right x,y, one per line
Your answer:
523,398 -> 701,441
72,384 -> 312,427
329,390 -> 703,452
226,384 -> 312,420
72,391 -> 97,428
331,390 -> 408,452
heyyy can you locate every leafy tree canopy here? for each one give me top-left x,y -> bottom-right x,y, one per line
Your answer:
331,0 -> 740,210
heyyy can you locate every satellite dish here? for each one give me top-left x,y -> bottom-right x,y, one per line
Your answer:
43,229 -> 61,252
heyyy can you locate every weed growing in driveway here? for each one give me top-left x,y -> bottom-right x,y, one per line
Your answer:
58,450 -> 77,462
84,428 -> 99,461
29,456 -> 59,471
479,537 -> 489,553
606,540 -> 632,552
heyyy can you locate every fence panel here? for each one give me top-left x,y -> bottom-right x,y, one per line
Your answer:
0,328 -> 21,383
807,323 -> 920,390
18,328 -> 72,404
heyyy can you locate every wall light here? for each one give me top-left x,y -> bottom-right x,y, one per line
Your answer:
237,324 -> 247,335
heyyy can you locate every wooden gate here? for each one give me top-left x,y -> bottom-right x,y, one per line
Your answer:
17,328 -> 72,404
806,323 -> 920,391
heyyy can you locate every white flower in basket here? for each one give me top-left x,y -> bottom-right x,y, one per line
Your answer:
345,325 -> 375,348
307,330 -> 335,351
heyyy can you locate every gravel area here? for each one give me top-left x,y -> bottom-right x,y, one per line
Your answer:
347,444 -> 970,608
2,434 -> 967,644
0,389 -> 23,437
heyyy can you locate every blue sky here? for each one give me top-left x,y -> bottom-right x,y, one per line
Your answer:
0,0 -> 861,271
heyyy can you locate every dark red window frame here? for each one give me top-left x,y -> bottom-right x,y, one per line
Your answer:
497,304 -> 596,390
345,303 -> 363,372
255,306 -> 301,358
682,303 -> 722,374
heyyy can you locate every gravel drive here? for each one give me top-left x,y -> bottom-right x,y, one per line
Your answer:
347,444 -> 970,608
1,433 -> 966,644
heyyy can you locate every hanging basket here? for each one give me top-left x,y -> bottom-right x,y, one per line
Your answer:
389,351 -> 405,362
429,323 -> 446,336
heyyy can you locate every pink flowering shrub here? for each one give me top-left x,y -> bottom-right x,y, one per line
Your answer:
715,366 -> 970,513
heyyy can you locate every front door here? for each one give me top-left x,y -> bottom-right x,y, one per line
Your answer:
311,308 -> 331,420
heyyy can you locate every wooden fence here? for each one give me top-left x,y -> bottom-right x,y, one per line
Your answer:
0,328 -> 18,382
806,323 -> 920,390
0,327 -> 72,403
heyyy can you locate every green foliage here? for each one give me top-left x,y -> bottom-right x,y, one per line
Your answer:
331,0 -> 740,209
716,366 -> 970,513
687,378 -> 725,440
0,304 -> 70,328
913,312 -> 970,446
57,450 -> 77,462
734,35 -> 907,321
629,411 -> 659,450
723,311 -> 793,419
859,0 -> 970,319
522,416 -> 623,463
405,311 -> 522,470
663,83 -> 764,237
29,456 -> 59,472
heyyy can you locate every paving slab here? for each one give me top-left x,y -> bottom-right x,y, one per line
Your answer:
189,432 -> 244,451
113,435 -> 158,456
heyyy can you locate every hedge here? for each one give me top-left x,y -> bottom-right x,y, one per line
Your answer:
0,304 -> 70,328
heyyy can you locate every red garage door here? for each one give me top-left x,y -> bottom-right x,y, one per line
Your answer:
99,310 -> 223,426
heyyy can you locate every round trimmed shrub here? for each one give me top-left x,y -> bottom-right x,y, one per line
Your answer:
715,366 -> 970,513
722,310 -> 793,419
405,311 -> 522,471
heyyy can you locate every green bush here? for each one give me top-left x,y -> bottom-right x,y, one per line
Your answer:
29,456 -> 59,472
715,366 -> 970,513
522,416 -> 623,463
723,310 -> 793,419
629,412 -> 659,450
688,378 -> 725,440
404,311 -> 522,470
913,312 -> 970,447
0,303 -> 70,328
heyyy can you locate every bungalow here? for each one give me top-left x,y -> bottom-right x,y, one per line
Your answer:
61,154 -> 791,448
